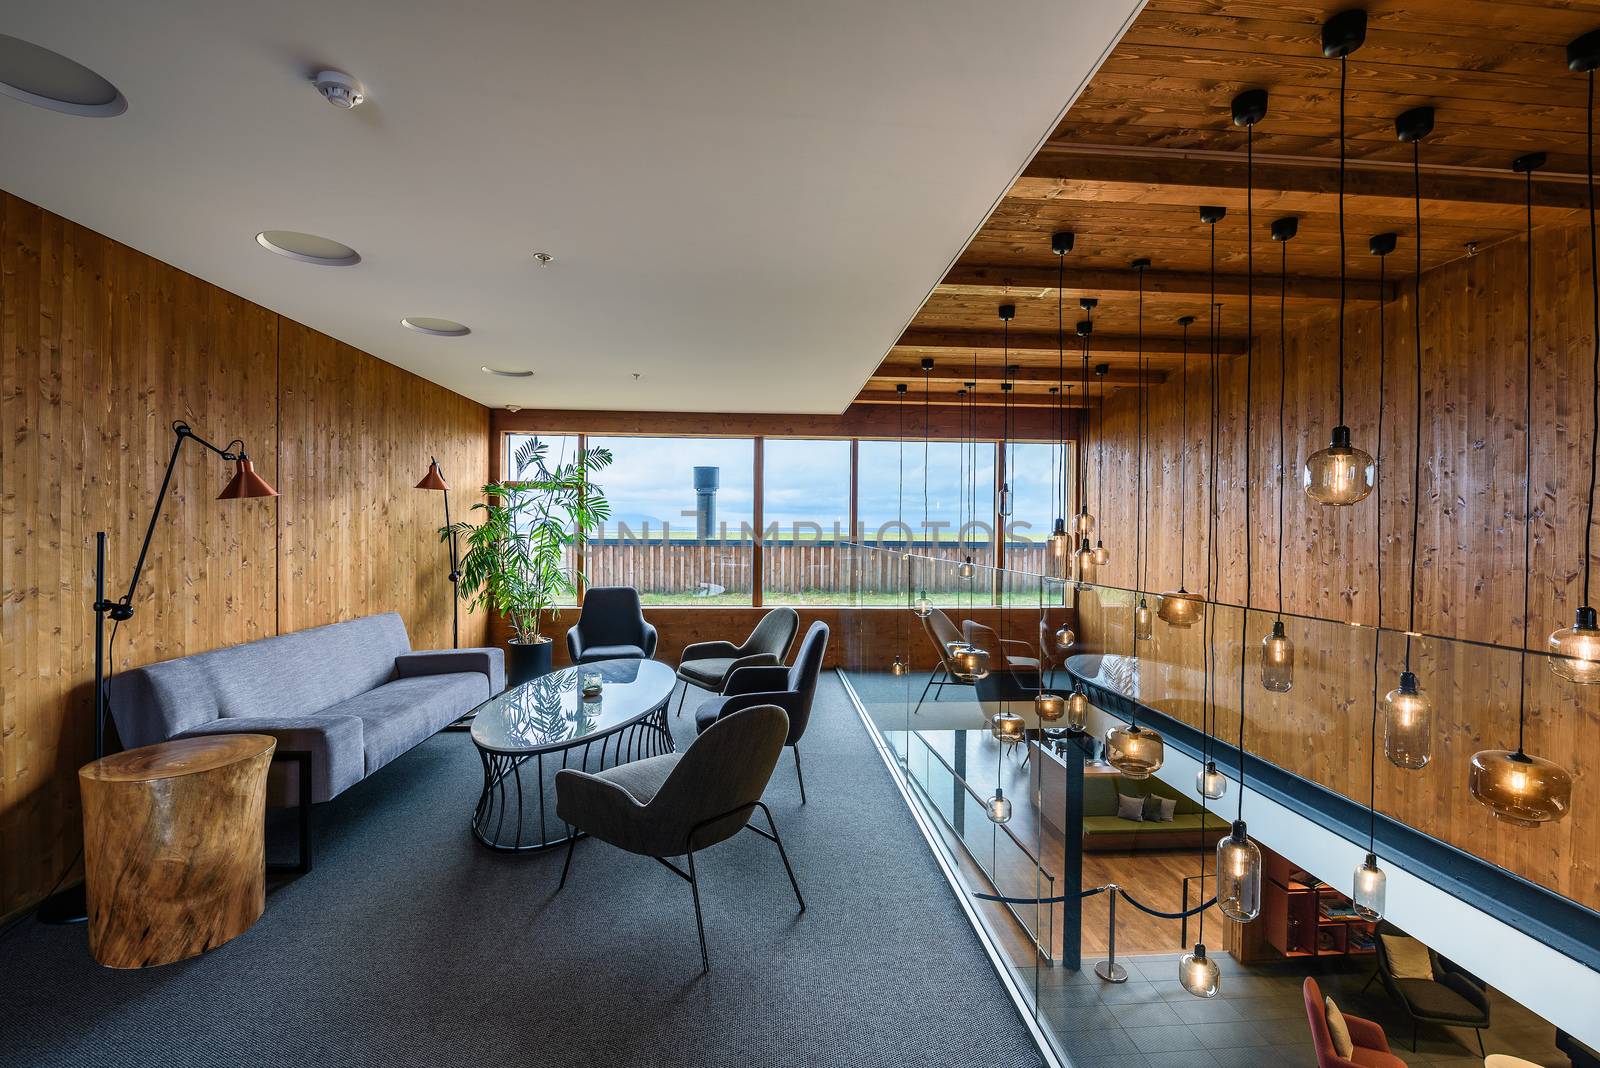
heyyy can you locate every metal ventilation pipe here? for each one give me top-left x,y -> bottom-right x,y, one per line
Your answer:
693,466 -> 719,541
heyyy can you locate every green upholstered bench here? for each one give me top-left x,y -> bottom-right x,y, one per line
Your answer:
1080,774 -> 1231,852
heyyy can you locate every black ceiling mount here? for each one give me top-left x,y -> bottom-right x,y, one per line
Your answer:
1368,232 -> 1397,257
895,383 -> 907,394
1568,29 -> 1600,72
1322,9 -> 1367,59
1076,319 -> 1093,336
1178,315 -> 1196,326
964,380 -> 976,389
1231,88 -> 1269,127
1200,206 -> 1226,225
998,303 -> 1015,320
1513,151 -> 1547,174
1000,382 -> 1012,392
1396,105 -> 1434,144
1006,363 -> 1019,375
920,357 -> 935,371
1051,231 -> 1076,255
1079,296 -> 1098,310
1131,257 -> 1151,271
1094,363 -> 1110,376
1271,216 -> 1299,242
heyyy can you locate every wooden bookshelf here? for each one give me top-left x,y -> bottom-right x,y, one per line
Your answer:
1234,844 -> 1377,964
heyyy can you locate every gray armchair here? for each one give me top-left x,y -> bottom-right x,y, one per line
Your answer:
554,704 -> 804,971
566,586 -> 658,664
1372,921 -> 1490,1055
673,606 -> 799,716
694,621 -> 828,803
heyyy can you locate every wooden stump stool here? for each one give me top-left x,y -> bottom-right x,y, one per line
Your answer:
80,734 -> 276,968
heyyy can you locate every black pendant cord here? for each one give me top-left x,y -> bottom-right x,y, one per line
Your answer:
1278,237 -> 1288,620
1204,218 -> 1223,770
1404,127 -> 1425,673
1058,254 -> 1067,520
1584,68 -> 1600,611
922,363 -> 931,543
1337,53 -> 1348,428
971,351 -> 980,558
1236,116 -> 1255,820
1179,318 -> 1190,589
1517,160 -> 1537,754
1369,245 -> 1389,855
1097,375 -> 1106,529
1137,266 -> 1148,601
1082,308 -> 1093,518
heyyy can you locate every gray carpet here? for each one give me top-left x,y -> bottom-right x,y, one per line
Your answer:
1,674 -> 1046,1068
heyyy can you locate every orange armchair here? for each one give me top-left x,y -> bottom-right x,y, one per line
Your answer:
1304,978 -> 1405,1068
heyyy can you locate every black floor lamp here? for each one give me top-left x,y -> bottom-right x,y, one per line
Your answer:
37,420 -> 277,925
416,458 -> 460,649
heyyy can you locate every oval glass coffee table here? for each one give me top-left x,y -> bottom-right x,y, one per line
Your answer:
469,658 -> 676,852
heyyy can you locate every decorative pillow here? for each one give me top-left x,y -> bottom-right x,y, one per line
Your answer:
1116,794 -> 1145,821
1381,933 -> 1435,980
1147,796 -> 1177,822
1324,996 -> 1354,1060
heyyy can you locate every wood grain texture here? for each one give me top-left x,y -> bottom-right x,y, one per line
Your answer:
81,735 -> 274,968
0,192 -> 490,919
1081,220 -> 1600,911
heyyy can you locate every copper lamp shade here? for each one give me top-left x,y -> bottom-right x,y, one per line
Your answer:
1157,589 -> 1203,628
416,460 -> 450,492
1468,748 -> 1573,827
217,457 -> 278,500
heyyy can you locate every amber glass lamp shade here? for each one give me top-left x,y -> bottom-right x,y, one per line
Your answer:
1468,748 -> 1573,827
1352,853 -> 1386,922
1105,722 -> 1164,779
1215,821 -> 1262,922
1157,589 -> 1203,628
1260,620 -> 1294,693
1549,606 -> 1600,683
912,591 -> 933,619
414,460 -> 449,492
1075,508 -> 1096,537
948,643 -> 990,682
987,787 -> 1012,824
1054,623 -> 1075,651
1047,520 -> 1072,577
957,556 -> 976,580
1382,671 -> 1432,770
1303,425 -> 1375,506
1075,539 -> 1097,587
890,655 -> 909,677
218,456 -> 279,500
1092,541 -> 1110,567
1034,691 -> 1066,722
991,709 -> 1025,744
1066,689 -> 1090,732
1134,598 -> 1153,640
1197,760 -> 1228,801
1179,944 -> 1220,999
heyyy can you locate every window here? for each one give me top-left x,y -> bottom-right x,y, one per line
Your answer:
585,436 -> 755,605
762,439 -> 851,605
858,439 -> 995,604
1005,441 -> 1075,578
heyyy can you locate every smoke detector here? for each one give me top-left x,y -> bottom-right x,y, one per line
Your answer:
505,404 -> 523,413
312,70 -> 365,109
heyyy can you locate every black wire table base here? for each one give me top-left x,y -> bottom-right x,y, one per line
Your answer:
471,702 -> 675,852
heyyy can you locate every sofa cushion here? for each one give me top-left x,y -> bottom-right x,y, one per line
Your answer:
1147,795 -> 1178,822
1325,997 -> 1354,1060
577,643 -> 647,663
178,714 -> 365,804
679,657 -> 736,688
325,672 -> 488,774
1116,794 -> 1146,821
1381,934 -> 1434,980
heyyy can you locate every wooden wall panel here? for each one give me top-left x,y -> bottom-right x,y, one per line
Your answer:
1081,221 -> 1600,910
0,193 -> 489,919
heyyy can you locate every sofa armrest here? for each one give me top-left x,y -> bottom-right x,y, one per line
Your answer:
641,620 -> 659,658
1343,1013 -> 1390,1052
723,665 -> 792,696
177,715 -> 364,804
680,640 -> 741,663
396,648 -> 506,694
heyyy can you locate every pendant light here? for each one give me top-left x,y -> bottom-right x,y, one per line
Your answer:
1158,249 -> 1209,628
1092,363 -> 1112,566
959,357 -> 978,580
1550,31 -> 1600,682
1216,87 -> 1268,927
1354,229 -> 1396,922
1470,150 -> 1574,826
986,787 -> 1012,824
1263,215 -> 1300,692
1074,302 -> 1100,586
911,358 -> 935,618
890,381 -> 910,676
1066,687 -> 1090,732
1131,260 -> 1153,638
1104,721 -> 1164,779
1184,648 -> 1221,998
949,642 -> 991,683
1047,232 -> 1076,575
1305,12 -> 1376,506
1198,234 -> 1227,804
1383,103 -> 1436,770
998,305 -> 1016,522
1035,690 -> 1066,723
991,707 -> 1025,745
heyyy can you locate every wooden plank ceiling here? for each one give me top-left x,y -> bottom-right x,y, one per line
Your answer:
864,0 -> 1600,408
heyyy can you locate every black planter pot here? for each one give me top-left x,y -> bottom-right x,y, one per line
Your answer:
506,638 -> 553,687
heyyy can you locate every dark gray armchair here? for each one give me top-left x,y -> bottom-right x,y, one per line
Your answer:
554,704 -> 804,971
694,621 -> 828,803
1372,921 -> 1490,1055
566,586 -> 658,664
673,606 -> 799,716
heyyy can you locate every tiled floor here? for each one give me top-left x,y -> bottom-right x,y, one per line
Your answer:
1011,951 -> 1572,1068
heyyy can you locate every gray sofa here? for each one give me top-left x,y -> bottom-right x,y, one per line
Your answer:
107,612 -> 504,804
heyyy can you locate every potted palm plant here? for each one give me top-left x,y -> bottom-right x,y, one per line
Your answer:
451,437 -> 611,685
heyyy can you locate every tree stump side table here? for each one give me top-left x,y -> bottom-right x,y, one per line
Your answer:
80,734 -> 276,969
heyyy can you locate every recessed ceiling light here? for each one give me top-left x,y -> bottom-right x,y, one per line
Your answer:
482,366 -> 533,378
532,252 -> 553,266
401,317 -> 470,337
0,35 -> 126,117
255,230 -> 361,266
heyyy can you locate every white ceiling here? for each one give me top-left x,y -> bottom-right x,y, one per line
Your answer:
0,0 -> 1139,414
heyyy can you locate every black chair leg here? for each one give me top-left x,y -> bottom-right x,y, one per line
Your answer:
685,847 -> 709,972
1411,1022 -> 1418,1053
913,669 -> 937,714
793,745 -> 806,804
755,801 -> 805,913
1359,970 -> 1379,995
933,667 -> 949,700
675,682 -> 689,717
557,835 -> 577,891
1475,1028 -> 1485,1058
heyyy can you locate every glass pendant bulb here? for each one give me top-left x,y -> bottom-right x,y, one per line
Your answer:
1075,508 -> 1096,536
1549,605 -> 1600,683
1304,424 -> 1375,506
1468,748 -> 1573,826
1104,722 -> 1164,779
991,709 -> 1025,745
1382,670 -> 1432,769
1215,821 -> 1262,922
1179,943 -> 1220,999
1075,538 -> 1097,588
1092,540 -> 1110,567
1134,598 -> 1153,640
986,787 -> 1012,824
1035,691 -> 1066,722
889,655 -> 909,677
1353,852 -> 1386,922
1197,760 -> 1228,800
1054,623 -> 1075,651
1047,519 -> 1072,578
948,643 -> 990,682
999,483 -> 1013,518
1157,588 -> 1204,628
912,591 -> 933,619
957,557 -> 976,580
1260,620 -> 1294,692
1066,689 -> 1090,732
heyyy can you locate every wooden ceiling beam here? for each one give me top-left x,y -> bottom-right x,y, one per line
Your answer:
855,388 -> 1100,408
939,263 -> 1391,303
895,327 -> 1245,358
872,361 -> 1152,386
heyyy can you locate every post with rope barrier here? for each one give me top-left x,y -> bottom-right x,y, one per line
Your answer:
1095,882 -> 1127,983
